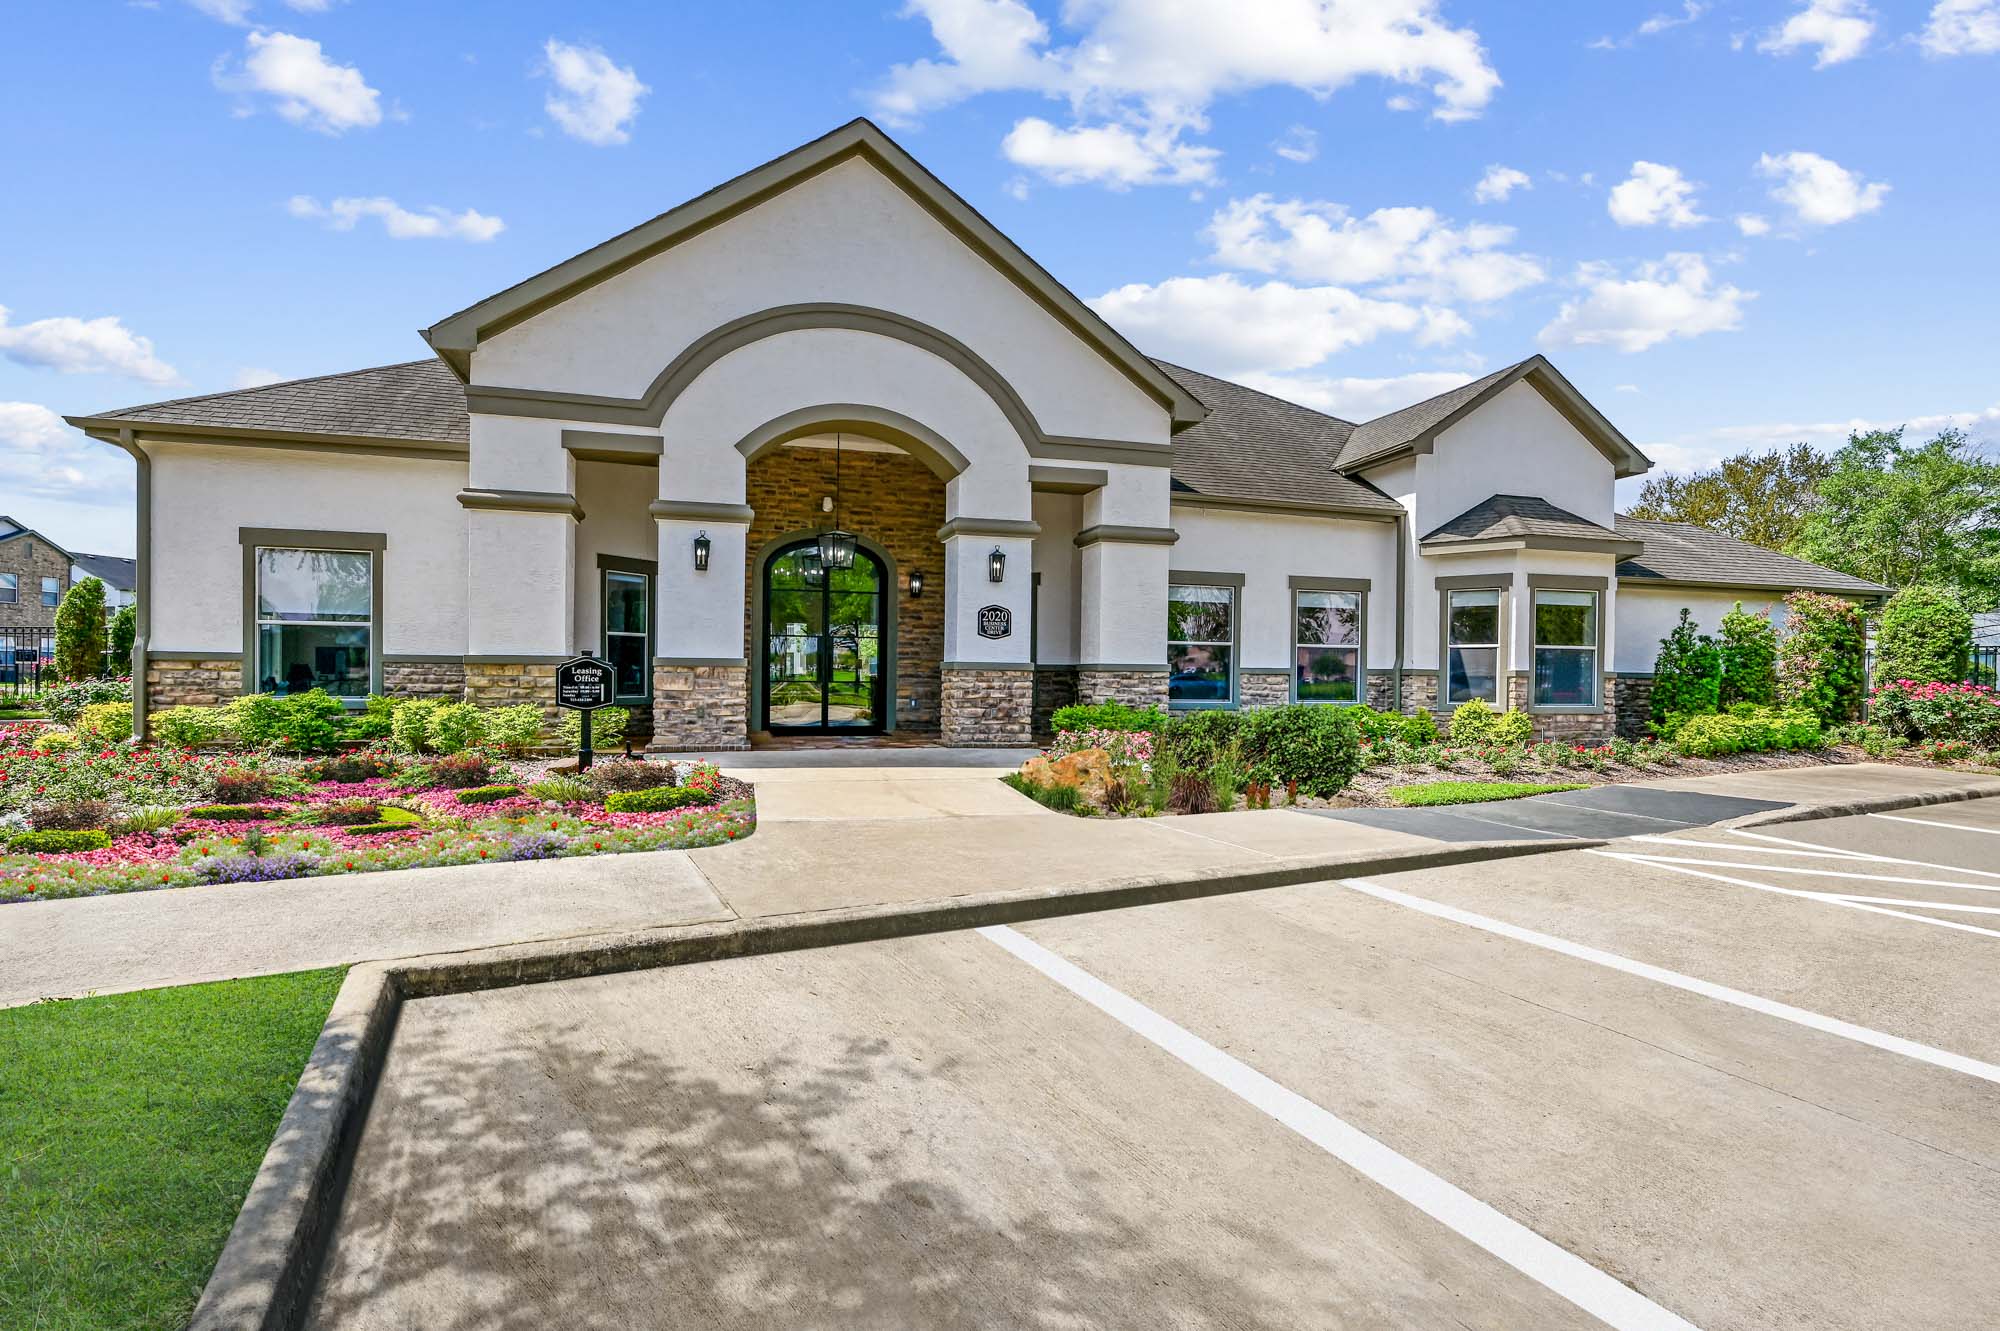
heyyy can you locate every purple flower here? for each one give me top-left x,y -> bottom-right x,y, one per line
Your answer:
500,832 -> 567,861
194,851 -> 317,885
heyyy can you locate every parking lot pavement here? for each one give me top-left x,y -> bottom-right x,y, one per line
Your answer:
1312,783 -> 1791,842
310,799 -> 2000,1331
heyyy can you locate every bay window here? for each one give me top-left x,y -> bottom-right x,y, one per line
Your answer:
1531,582 -> 1602,709
241,528 -> 384,701
1442,585 -> 1502,704
1292,580 -> 1365,703
1168,578 -> 1237,706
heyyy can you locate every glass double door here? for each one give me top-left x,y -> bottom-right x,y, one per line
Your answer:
763,542 -> 884,732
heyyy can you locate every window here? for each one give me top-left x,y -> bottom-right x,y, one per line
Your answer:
253,548 -> 373,698
0,573 -> 14,604
1445,588 -> 1501,704
603,569 -> 652,702
1533,589 -> 1599,708
1294,589 -> 1362,702
1168,583 -> 1234,705
40,577 -> 59,608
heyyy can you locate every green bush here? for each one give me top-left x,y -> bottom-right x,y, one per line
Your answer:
342,695 -> 397,743
1343,705 -> 1408,744
424,750 -> 498,789
226,690 -> 345,753
113,805 -> 182,835
108,603 -> 137,671
1777,590 -> 1867,723
1875,585 -> 1972,686
559,705 -> 629,750
29,798 -> 111,831
1238,704 -> 1363,798
1491,709 -> 1533,745
1048,700 -> 1168,734
1401,709 -> 1439,744
316,799 -> 384,826
8,828 -> 113,853
389,698 -> 443,754
43,677 -> 131,726
151,705 -> 232,749
75,702 -> 133,745
346,805 -> 423,834
483,704 -> 546,755
1718,602 -> 1778,707
427,702 -> 487,755
527,775 -> 597,804
1651,609 -> 1723,724
1446,698 -> 1497,744
454,784 -> 525,804
181,804 -> 284,822
1157,709 -> 1243,772
1672,706 -> 1823,758
605,784 -> 711,813
1001,771 -> 1085,814
53,577 -> 107,681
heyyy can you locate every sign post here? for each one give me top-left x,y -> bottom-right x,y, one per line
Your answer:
555,653 -> 615,772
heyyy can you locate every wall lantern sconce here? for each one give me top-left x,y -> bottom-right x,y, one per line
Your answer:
692,531 -> 711,572
987,546 -> 1006,583
908,569 -> 925,597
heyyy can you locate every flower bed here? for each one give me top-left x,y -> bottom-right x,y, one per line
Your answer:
0,732 -> 755,903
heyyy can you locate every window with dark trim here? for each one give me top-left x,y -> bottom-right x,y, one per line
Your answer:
40,577 -> 59,608
1168,583 -> 1234,706
1294,589 -> 1362,703
1532,588 -> 1599,707
0,573 -> 15,604
252,548 -> 374,698
1445,588 -> 1501,704
603,568 -> 652,703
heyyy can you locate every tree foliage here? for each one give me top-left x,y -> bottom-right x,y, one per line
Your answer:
1717,602 -> 1778,706
1650,608 -> 1722,723
1625,443 -> 1832,551
1776,591 -> 1867,723
1790,428 -> 2000,610
1875,585 -> 1972,685
53,577 -> 107,681
108,604 -> 137,671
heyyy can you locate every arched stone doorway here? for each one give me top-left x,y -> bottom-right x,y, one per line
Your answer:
758,537 -> 892,734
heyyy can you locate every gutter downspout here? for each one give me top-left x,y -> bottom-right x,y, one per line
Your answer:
109,428 -> 150,742
1392,509 -> 1407,712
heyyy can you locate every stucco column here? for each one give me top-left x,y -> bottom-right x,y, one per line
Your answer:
650,504 -> 752,750
1073,466 -> 1175,710
459,416 -> 581,713
938,519 -> 1035,745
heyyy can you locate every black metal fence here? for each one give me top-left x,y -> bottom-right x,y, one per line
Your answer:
1974,646 -> 1999,687
2,628 -> 54,694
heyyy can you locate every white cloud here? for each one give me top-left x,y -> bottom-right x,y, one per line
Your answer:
1000,118 -> 1217,188
1592,1 -> 1708,48
874,0 -> 1500,187
1734,212 -> 1771,236
1472,164 -> 1530,203
1206,194 -> 1546,305
1235,368 -> 1478,420
283,0 -> 339,10
1087,274 -> 1448,375
0,402 -> 133,508
1755,150 -> 1887,225
541,39 -> 647,146
0,306 -> 180,384
1606,161 -> 1707,228
1922,0 -> 2000,54
216,30 -> 382,134
1538,253 -> 1752,354
1641,402 -> 2000,474
1757,0 -> 1875,67
1273,125 -> 1319,163
286,194 -> 505,241
232,367 -> 287,388
1615,383 -> 1641,392
187,0 -> 255,22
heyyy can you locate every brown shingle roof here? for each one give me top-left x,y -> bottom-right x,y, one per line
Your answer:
1337,362 -> 1520,472
1614,516 -> 1888,595
1149,361 -> 1402,515
80,359 -> 468,445
1422,494 -> 1638,552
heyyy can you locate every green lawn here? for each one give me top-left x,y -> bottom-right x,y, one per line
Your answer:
1386,780 -> 1589,807
0,968 -> 345,1331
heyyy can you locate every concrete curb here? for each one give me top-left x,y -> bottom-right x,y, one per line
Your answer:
180,833 -> 1595,1330
1732,778 -> 2000,829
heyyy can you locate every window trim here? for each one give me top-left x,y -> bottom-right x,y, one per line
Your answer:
598,553 -> 658,705
1526,574 -> 1608,713
1289,575 -> 1369,705
0,572 -> 15,604
1167,569 -> 1243,710
1435,574 -> 1508,707
240,527 -> 386,703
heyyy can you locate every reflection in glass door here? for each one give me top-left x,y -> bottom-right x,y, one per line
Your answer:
763,541 -> 884,732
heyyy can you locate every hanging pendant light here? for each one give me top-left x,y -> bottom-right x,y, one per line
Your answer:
799,544 -> 825,587
818,431 -> 858,571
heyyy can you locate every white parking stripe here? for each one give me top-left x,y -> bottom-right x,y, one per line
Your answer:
978,923 -> 1705,1331
1727,828 -> 2000,881
1613,854 -> 2000,893
1337,872 -> 2000,1083
1627,835 -> 1877,861
1870,811 -> 2000,837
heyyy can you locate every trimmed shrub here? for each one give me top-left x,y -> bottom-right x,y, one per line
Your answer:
1777,591 -> 1867,723
1876,585 -> 1972,687
151,705 -> 232,749
389,698 -> 443,754
1491,709 -> 1533,745
211,767 -> 275,803
605,784 -> 711,813
53,577 -> 107,681
346,806 -> 423,835
1401,709 -> 1439,744
428,702 -> 487,755
454,784 -> 525,804
1344,705 -> 1409,744
1048,701 -> 1168,734
342,695 -> 397,743
29,798 -> 112,831
1446,698 -> 1497,744
32,729 -> 80,754
182,804 -> 284,821
316,799 -> 384,826
588,758 -> 672,794
1718,603 -> 1778,707
1238,703 -> 1363,798
1157,709 -> 1243,773
1651,609 -> 1723,724
75,702 -> 133,745
306,747 -> 398,783
225,689 -> 345,753
559,705 -> 629,750
8,828 -> 112,853
425,750 -> 497,789
483,705 -> 546,756
1671,706 -> 1822,758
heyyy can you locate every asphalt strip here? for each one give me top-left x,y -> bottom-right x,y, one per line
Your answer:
978,923 -> 1704,1331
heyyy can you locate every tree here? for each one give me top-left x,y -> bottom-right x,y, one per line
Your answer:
1776,590 -> 1867,723
1790,428 -> 2000,610
109,603 -> 137,672
1718,601 -> 1778,706
1650,608 -> 1722,724
53,577 -> 107,681
1874,584 -> 1972,685
1625,443 -> 1832,551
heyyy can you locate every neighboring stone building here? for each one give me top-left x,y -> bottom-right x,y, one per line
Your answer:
0,517 -> 73,637
67,119 -> 1885,747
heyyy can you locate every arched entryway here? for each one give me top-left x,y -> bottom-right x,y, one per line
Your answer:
758,537 -> 894,734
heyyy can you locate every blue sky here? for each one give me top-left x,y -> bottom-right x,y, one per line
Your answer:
5,0 -> 1997,556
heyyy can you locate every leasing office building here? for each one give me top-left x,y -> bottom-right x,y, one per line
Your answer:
69,120 -> 1885,749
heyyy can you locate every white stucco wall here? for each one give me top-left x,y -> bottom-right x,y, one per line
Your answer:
1031,492 -> 1082,666
1418,380 -> 1617,531
572,460 -> 659,653
474,156 -> 1169,446
1169,504 -> 1399,672
1615,585 -> 1787,674
146,441 -> 468,656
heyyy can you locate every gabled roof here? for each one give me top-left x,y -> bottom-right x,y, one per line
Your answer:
1152,361 -> 1402,517
1422,494 -> 1642,556
421,118 -> 1206,431
1614,516 -> 1889,596
68,360 -> 467,452
1338,355 -> 1652,478
70,552 -> 137,591
0,516 -> 74,559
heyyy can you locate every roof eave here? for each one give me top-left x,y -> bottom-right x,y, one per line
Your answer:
67,416 -> 467,457
1615,572 -> 1890,598
1170,491 -> 1402,522
1423,534 -> 1645,558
